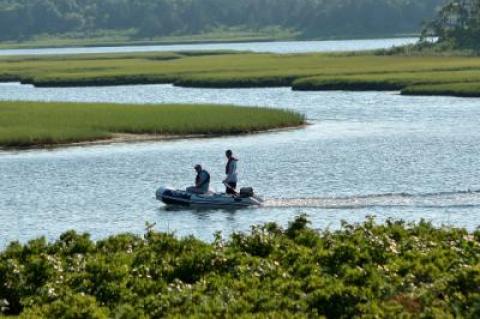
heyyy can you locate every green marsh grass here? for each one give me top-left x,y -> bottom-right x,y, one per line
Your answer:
292,70 -> 480,91
0,102 -> 305,147
402,82 -> 480,97
2,52 -> 480,96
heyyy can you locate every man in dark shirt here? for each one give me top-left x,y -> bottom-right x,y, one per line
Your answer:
186,164 -> 210,194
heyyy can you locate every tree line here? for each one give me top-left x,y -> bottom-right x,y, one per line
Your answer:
0,0 -> 445,41
423,0 -> 480,50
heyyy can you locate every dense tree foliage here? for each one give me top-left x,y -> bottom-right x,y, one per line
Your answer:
423,0 -> 480,49
0,0 -> 444,41
1,216 -> 480,318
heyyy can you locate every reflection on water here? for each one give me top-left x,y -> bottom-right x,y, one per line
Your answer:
1,82 -> 480,246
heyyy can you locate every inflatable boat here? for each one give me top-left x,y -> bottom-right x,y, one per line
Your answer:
156,186 -> 263,208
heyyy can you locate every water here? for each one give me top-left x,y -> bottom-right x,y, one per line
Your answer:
0,38 -> 418,56
2,81 -> 480,247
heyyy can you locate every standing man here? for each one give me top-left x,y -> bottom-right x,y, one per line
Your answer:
187,164 -> 210,194
223,150 -> 238,194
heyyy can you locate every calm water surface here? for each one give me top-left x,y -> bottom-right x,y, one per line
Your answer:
0,38 -> 418,56
1,82 -> 480,247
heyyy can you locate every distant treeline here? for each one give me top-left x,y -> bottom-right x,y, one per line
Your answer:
0,0 -> 445,41
423,0 -> 480,50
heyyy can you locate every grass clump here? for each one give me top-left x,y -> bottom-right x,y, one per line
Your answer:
402,82 -> 480,97
292,76 -> 406,91
174,72 -> 299,88
292,69 -> 480,92
0,102 -> 305,147
1,216 -> 480,317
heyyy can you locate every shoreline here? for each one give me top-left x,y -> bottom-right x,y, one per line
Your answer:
0,34 -> 418,51
0,124 -> 307,151
0,37 -> 283,51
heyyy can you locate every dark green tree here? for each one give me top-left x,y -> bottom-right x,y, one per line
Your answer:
423,0 -> 480,50
0,0 -> 445,41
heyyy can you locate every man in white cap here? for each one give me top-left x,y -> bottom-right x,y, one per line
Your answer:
223,150 -> 238,195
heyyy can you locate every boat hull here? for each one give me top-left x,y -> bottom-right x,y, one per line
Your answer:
156,187 -> 263,208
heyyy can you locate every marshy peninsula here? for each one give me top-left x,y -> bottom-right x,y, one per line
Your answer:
2,50 -> 480,98
0,101 -> 304,147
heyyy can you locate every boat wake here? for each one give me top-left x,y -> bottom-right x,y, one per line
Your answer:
263,189 -> 480,209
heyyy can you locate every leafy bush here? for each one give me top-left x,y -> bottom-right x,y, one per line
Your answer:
1,216 -> 480,318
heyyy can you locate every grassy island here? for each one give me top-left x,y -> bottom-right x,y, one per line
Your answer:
0,102 -> 305,148
2,51 -> 480,98
1,216 -> 480,318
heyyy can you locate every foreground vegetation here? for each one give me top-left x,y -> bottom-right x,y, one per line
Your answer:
3,51 -> 480,98
0,102 -> 304,147
1,215 -> 480,318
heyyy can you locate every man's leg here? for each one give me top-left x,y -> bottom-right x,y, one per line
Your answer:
226,182 -> 237,194
187,186 -> 201,193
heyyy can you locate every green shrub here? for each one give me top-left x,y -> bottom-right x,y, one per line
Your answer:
20,293 -> 109,319
1,216 -> 480,317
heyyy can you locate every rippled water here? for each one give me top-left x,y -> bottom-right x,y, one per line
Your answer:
1,81 -> 480,246
0,38 -> 418,56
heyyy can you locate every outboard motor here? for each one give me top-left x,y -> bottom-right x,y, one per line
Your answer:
240,187 -> 254,198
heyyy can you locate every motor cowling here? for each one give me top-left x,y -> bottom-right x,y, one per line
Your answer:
240,187 -> 254,198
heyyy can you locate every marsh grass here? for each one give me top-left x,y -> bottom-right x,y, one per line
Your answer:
292,70 -> 480,91
2,52 -> 480,96
0,102 -> 305,147
402,82 -> 480,97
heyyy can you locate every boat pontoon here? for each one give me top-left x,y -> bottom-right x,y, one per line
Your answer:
156,186 -> 263,208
